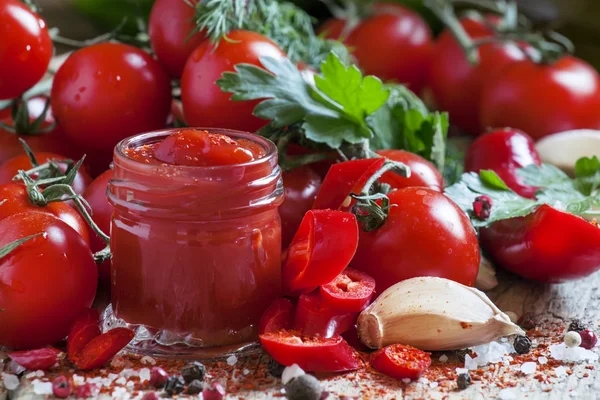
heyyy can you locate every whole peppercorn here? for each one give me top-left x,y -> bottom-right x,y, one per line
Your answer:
268,358 -> 286,378
457,373 -> 471,390
568,319 -> 586,333
142,393 -> 159,400
473,195 -> 493,220
285,374 -> 323,400
149,367 -> 169,388
186,379 -> 204,395
514,335 -> 532,354
203,382 -> 226,400
164,376 -> 185,396
52,376 -> 71,398
564,331 -> 582,348
181,361 -> 206,383
579,329 -> 598,350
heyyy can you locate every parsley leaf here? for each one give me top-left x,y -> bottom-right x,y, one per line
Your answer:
518,164 -> 573,190
574,156 -> 600,196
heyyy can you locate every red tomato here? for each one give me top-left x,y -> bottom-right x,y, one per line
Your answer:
259,330 -> 361,372
480,56 -> 600,140
293,292 -> 356,338
464,128 -> 541,198
370,344 -> 431,380
280,167 -> 322,248
0,152 -> 91,195
0,183 -> 90,244
283,210 -> 359,294
346,7 -> 432,93
259,298 -> 296,334
148,0 -> 206,78
351,188 -> 480,292
0,0 -> 53,99
376,150 -> 443,191
317,18 -> 346,40
0,212 -> 98,349
181,30 -> 285,132
320,268 -> 375,313
428,16 -> 526,135
51,43 -> 172,153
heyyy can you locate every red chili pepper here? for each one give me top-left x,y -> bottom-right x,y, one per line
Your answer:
282,210 -> 359,295
292,292 -> 356,337
259,298 -> 296,334
320,268 -> 375,313
74,328 -> 135,370
8,348 -> 60,371
370,344 -> 431,380
341,324 -> 370,352
480,204 -> 600,282
67,309 -> 101,362
313,158 -> 386,210
259,330 -> 361,372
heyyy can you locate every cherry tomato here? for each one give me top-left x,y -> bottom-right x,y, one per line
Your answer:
280,167 -> 322,248
0,152 -> 91,195
259,330 -> 361,372
148,0 -> 205,78
259,298 -> 296,334
83,170 -> 113,285
370,344 -> 431,380
51,43 -> 172,154
317,18 -> 346,40
181,30 -> 285,132
351,188 -> 480,292
0,183 -> 90,244
283,210 -> 359,294
346,7 -> 433,93
67,309 -> 101,362
292,292 -> 356,338
8,348 -> 60,371
0,0 -> 53,99
0,212 -> 98,349
480,56 -> 600,140
429,16 -> 527,135
464,128 -> 541,198
320,268 -> 375,313
377,150 -> 443,191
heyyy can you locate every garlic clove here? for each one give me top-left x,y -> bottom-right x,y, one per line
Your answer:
357,277 -> 524,351
475,255 -> 498,291
535,129 -> 600,176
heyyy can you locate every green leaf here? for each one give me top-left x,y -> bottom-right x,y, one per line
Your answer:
575,156 -> 600,196
0,233 -> 42,259
304,116 -> 371,148
518,164 -> 572,189
480,170 -> 510,191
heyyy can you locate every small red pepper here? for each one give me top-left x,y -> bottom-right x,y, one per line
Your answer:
74,327 -> 135,370
67,309 -> 101,362
320,268 -> 376,313
370,344 -> 431,380
8,347 -> 61,371
259,298 -> 296,334
292,292 -> 356,338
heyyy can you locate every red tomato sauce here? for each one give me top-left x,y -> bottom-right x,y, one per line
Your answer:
109,128 -> 283,350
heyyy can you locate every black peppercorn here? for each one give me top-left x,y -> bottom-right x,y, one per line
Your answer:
285,375 -> 322,400
164,376 -> 185,396
457,373 -> 471,390
568,319 -> 586,333
181,361 -> 206,383
186,379 -> 204,395
268,358 -> 286,378
514,335 -> 532,354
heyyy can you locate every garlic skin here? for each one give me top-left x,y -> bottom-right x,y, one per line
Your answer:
475,255 -> 498,291
357,277 -> 524,351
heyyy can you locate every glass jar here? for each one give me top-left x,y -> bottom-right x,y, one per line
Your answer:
105,128 -> 283,358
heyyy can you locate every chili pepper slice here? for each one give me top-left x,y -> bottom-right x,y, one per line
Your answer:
320,268 -> 376,313
74,327 -> 135,370
259,298 -> 296,334
313,158 -> 386,211
292,291 -> 356,337
8,348 -> 61,371
67,308 -> 101,362
370,344 -> 431,380
282,210 -> 359,295
259,329 -> 362,372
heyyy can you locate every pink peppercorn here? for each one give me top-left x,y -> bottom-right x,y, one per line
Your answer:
203,382 -> 226,400
579,329 -> 598,350
75,383 -> 98,398
142,392 -> 160,400
473,195 -> 493,220
149,366 -> 169,388
52,376 -> 71,398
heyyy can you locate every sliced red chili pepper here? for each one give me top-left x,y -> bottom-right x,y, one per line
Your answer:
259,298 -> 296,334
259,329 -> 361,372
320,268 -> 376,313
292,292 -> 356,338
74,328 -> 135,370
341,324 -> 370,352
313,158 -> 386,210
282,210 -> 359,295
67,308 -> 101,362
370,344 -> 431,381
8,348 -> 61,371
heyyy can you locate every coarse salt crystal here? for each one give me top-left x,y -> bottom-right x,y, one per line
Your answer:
108,373 -> 119,382
243,368 -> 250,375
282,364 -> 305,385
420,377 -> 429,384
439,354 -> 448,363
140,356 -> 157,366
402,378 -> 411,384
139,368 -> 151,383
73,374 -> 85,385
34,370 -> 44,377
498,388 -> 517,400
115,377 -> 127,385
550,343 -> 599,362
538,356 -> 548,365
32,379 -> 53,395
126,381 -> 135,388
226,355 -> 238,366
520,362 -> 536,375
2,373 -> 19,390
465,354 -> 478,370
456,368 -> 468,375
112,386 -> 129,399
554,366 -> 567,377
25,372 -> 36,379
429,382 -> 438,389
120,369 -> 136,378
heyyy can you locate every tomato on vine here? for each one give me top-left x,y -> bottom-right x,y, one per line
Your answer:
377,150 -> 443,191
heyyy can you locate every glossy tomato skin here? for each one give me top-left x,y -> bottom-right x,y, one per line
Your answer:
181,30 -> 285,132
0,0 -> 53,99
465,128 -> 541,198
51,43 -> 172,153
148,0 -> 205,78
0,152 -> 91,195
480,56 -> 600,140
0,212 -> 97,349
377,150 -> 443,192
280,167 -> 322,248
351,188 -> 480,292
317,18 -> 346,40
480,205 -> 600,282
371,344 -> 431,380
429,16 -> 526,135
346,8 -> 432,93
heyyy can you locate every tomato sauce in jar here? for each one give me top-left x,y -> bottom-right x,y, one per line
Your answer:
108,128 -> 283,356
